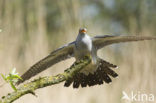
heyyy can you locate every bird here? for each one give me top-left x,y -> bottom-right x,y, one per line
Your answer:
16,28 -> 156,88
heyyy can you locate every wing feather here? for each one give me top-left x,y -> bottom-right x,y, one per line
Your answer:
17,41 -> 75,85
93,35 -> 156,50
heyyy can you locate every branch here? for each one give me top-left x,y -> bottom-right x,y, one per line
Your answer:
0,56 -> 91,103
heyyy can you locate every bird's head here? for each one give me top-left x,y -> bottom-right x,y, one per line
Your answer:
79,28 -> 87,34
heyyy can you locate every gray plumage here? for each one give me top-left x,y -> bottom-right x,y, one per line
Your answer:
17,28 -> 156,87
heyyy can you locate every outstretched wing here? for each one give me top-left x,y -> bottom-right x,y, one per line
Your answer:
17,41 -> 75,85
92,35 -> 156,50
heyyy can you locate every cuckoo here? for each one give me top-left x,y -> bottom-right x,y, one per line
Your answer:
17,28 -> 156,88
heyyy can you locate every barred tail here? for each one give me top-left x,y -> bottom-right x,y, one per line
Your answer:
64,59 -> 118,88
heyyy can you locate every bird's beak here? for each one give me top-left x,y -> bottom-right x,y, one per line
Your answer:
79,28 -> 87,34
81,29 -> 87,33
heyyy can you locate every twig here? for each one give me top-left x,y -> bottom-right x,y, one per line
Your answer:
0,56 -> 91,103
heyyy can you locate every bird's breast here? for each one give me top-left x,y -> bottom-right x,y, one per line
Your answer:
74,35 -> 93,60
75,35 -> 92,51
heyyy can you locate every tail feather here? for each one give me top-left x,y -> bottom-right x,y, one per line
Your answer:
64,78 -> 73,87
73,81 -> 79,88
104,67 -> 118,78
96,71 -> 104,85
87,74 -> 95,86
99,58 -> 117,68
80,74 -> 88,87
94,70 -> 103,85
73,73 -> 81,88
101,71 -> 112,83
64,59 -> 118,88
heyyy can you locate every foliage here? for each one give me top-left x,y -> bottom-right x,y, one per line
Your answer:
1,68 -> 22,91
0,57 -> 91,103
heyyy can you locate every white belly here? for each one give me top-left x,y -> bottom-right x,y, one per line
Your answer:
74,34 -> 98,75
74,34 -> 92,60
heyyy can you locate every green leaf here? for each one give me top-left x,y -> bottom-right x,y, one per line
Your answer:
12,75 -> 22,80
6,75 -> 12,81
1,74 -> 8,82
1,68 -> 22,91
10,81 -> 17,91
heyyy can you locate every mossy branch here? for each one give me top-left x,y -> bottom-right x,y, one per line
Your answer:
0,56 -> 91,103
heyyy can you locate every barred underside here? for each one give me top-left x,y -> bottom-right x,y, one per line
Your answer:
64,59 -> 118,88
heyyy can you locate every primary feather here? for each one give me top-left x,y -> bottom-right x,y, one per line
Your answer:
16,42 -> 75,85
93,35 -> 156,50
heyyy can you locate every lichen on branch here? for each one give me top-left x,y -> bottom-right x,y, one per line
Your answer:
0,56 -> 91,103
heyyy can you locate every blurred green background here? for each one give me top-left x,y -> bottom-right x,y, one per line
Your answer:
0,0 -> 156,103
